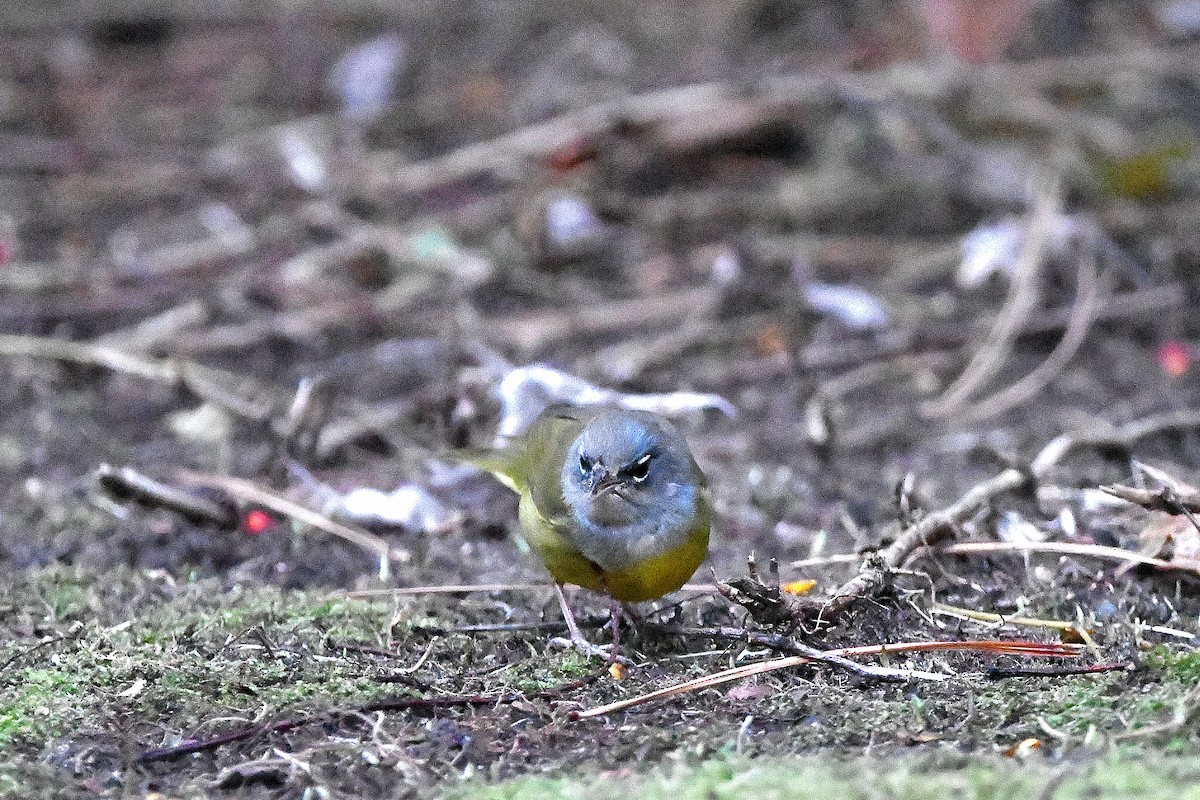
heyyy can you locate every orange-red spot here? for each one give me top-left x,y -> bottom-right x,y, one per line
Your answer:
244,509 -> 274,535
1158,340 -> 1191,378
781,579 -> 817,596
1003,738 -> 1042,758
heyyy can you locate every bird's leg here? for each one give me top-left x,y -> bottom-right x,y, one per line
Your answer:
553,582 -> 588,646
549,583 -> 613,660
604,596 -> 623,651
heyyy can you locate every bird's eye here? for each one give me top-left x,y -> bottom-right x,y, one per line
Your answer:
578,454 -> 591,476
625,453 -> 652,483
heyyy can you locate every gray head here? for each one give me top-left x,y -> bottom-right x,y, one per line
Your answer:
560,410 -> 699,531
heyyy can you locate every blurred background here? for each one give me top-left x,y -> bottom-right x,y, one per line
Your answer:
0,0 -> 1198,590
5,2 -> 1200,796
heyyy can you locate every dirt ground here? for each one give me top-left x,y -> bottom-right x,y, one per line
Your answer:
3,2 -> 1200,798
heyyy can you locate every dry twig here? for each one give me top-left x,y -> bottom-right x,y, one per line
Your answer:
814,468 -> 1029,620
176,470 -> 398,580
1031,409 -> 1200,480
921,180 -> 1058,419
95,464 -> 236,528
961,249 -> 1102,422
137,665 -> 608,763
931,540 -> 1200,576
572,639 -> 1084,719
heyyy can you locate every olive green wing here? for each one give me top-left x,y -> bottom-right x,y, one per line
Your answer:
519,406 -> 595,522
446,405 -> 597,504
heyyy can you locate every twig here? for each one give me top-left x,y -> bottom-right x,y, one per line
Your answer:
986,662 -> 1127,680
137,667 -> 607,763
0,333 -> 178,384
176,470 -> 397,581
571,639 -> 1083,720
921,180 -> 1059,419
480,286 -> 719,354
819,468 -> 1029,618
364,43 -> 1200,201
1139,625 -> 1195,640
0,333 -> 278,422
368,82 -> 731,197
930,603 -> 1086,636
793,412 -> 1200,617
589,320 -> 722,383
646,625 -> 915,683
573,659 -> 943,722
789,554 -> 861,569
95,464 -> 236,528
929,540 -> 1200,576
1031,409 -> 1200,480
1101,484 -> 1200,515
716,282 -> 1180,390
961,249 -> 1102,422
97,300 -> 210,351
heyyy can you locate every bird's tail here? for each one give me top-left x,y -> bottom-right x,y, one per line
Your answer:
445,447 -> 523,493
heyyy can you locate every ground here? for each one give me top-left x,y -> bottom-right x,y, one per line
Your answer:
2,2 -> 1200,798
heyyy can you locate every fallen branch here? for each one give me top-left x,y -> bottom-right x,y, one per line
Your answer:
137,666 -> 606,763
0,333 -> 278,421
176,470 -> 398,581
921,180 -> 1058,419
816,468 -> 1029,620
572,639 -> 1084,720
647,624 -> 917,683
930,540 -> 1200,576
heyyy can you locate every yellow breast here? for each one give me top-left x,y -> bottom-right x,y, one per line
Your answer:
517,489 -> 709,602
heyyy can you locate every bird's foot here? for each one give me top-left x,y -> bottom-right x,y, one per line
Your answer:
548,634 -> 615,661
548,635 -> 633,666
550,584 -> 631,663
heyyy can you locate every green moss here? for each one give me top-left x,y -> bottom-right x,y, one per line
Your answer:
0,569 -> 416,749
1147,647 -> 1200,683
40,581 -> 88,620
0,667 -> 92,744
507,651 -> 594,693
1040,680 -> 1117,734
8,565 -> 1200,798
452,752 -> 1200,800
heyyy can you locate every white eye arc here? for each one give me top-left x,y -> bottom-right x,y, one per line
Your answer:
627,452 -> 652,482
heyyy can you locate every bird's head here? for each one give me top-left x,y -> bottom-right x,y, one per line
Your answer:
561,410 -> 698,529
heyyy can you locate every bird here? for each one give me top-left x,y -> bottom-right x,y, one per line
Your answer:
454,406 -> 710,655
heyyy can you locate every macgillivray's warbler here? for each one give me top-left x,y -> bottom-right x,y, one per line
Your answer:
456,405 -> 710,654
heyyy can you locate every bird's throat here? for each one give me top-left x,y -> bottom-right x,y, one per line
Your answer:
584,493 -> 638,528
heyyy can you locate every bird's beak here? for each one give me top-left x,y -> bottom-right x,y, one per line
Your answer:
590,471 -> 622,497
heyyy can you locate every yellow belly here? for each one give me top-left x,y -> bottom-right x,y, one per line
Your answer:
518,490 -> 709,602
